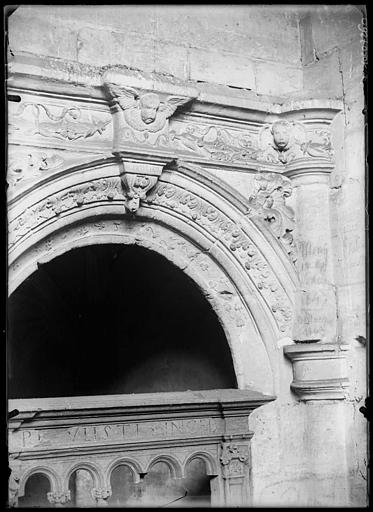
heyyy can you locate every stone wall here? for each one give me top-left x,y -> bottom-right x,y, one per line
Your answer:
7,4 -> 367,508
298,6 -> 367,505
8,5 -> 303,96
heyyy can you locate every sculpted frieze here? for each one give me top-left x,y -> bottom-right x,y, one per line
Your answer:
137,118 -> 332,166
8,178 -> 124,249
7,149 -> 64,188
167,124 -> 260,163
220,442 -> 249,478
9,102 -> 111,142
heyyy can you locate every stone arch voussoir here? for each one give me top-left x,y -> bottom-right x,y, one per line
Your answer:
8,163 -> 297,395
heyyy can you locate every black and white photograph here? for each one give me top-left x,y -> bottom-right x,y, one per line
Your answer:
6,4 -> 368,508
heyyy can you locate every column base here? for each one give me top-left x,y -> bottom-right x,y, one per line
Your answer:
284,343 -> 349,401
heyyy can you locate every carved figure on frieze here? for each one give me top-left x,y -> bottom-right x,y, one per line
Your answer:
258,120 -> 306,164
249,173 -> 296,263
170,124 -> 260,163
300,129 -> 333,158
104,81 -> 192,142
11,103 -> 111,142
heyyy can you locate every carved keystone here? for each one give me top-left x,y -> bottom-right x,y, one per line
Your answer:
220,441 -> 250,506
118,161 -> 165,214
284,343 -> 350,400
103,73 -> 198,149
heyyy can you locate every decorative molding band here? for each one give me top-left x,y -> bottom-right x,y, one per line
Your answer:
283,343 -> 350,401
8,172 -> 294,335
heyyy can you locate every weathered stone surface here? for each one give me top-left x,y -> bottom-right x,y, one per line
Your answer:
255,62 -> 303,96
189,48 -> 256,90
6,4 -> 367,509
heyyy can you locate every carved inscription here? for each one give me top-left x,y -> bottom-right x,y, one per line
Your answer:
294,240 -> 335,341
9,418 -> 223,452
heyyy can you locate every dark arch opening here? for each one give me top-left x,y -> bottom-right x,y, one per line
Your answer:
7,244 -> 237,398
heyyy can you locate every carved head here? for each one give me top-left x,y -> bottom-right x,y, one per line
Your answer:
139,93 -> 161,124
126,193 -> 141,214
271,121 -> 290,151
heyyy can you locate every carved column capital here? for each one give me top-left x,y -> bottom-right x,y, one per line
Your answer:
284,160 -> 335,184
47,490 -> 71,506
220,441 -> 250,478
92,487 -> 112,506
220,440 -> 251,506
284,342 -> 350,400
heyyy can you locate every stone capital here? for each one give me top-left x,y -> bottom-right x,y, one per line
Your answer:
92,487 -> 112,504
47,490 -> 71,506
284,343 -> 350,401
283,160 -> 335,184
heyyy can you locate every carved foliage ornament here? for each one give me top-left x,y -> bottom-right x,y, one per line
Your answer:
249,173 -> 296,263
10,102 -> 111,142
148,181 -> 293,333
220,442 -> 249,478
47,490 -> 71,505
8,177 -> 293,334
92,488 -> 112,501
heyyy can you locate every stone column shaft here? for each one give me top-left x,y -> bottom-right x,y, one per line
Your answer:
287,166 -> 337,343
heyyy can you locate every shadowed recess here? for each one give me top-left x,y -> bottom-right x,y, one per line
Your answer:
8,244 -> 237,398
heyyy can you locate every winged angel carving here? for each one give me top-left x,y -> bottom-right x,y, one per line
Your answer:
104,83 -> 191,134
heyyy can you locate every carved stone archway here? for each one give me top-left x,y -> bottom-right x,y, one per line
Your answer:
8,157 -> 298,396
